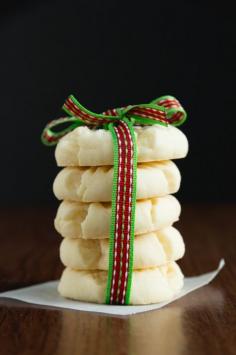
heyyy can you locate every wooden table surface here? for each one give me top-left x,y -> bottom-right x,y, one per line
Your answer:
0,204 -> 235,355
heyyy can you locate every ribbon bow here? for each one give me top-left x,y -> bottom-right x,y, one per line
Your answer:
41,95 -> 187,146
41,94 -> 187,305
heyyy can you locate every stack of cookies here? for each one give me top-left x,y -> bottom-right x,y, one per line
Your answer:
53,124 -> 188,304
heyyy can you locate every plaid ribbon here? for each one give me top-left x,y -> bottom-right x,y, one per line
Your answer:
41,94 -> 187,305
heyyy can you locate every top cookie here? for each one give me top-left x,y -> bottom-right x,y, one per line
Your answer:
55,125 -> 188,167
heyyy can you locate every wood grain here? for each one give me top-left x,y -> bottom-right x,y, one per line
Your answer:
0,204 -> 235,355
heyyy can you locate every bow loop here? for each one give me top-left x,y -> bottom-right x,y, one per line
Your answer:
153,95 -> 187,126
41,116 -> 82,146
123,103 -> 168,126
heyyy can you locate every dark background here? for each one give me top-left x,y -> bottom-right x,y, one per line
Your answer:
0,0 -> 235,205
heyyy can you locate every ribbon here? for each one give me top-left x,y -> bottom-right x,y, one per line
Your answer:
41,95 -> 187,305
41,95 -> 186,146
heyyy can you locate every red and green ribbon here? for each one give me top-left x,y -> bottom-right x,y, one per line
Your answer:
41,94 -> 187,305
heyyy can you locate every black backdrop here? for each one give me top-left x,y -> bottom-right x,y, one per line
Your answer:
0,0 -> 235,205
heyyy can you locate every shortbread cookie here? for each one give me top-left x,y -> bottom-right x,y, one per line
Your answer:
55,195 -> 181,239
60,226 -> 185,270
58,261 -> 184,304
55,125 -> 188,167
53,161 -> 181,202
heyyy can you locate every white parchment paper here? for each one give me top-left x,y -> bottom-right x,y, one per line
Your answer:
0,259 -> 225,315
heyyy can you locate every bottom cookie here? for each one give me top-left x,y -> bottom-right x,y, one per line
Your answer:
58,262 -> 184,305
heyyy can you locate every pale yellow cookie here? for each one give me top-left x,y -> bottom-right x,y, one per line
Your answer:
55,125 -> 188,167
58,261 -> 184,304
53,160 -> 181,202
54,195 -> 181,239
60,226 -> 185,270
